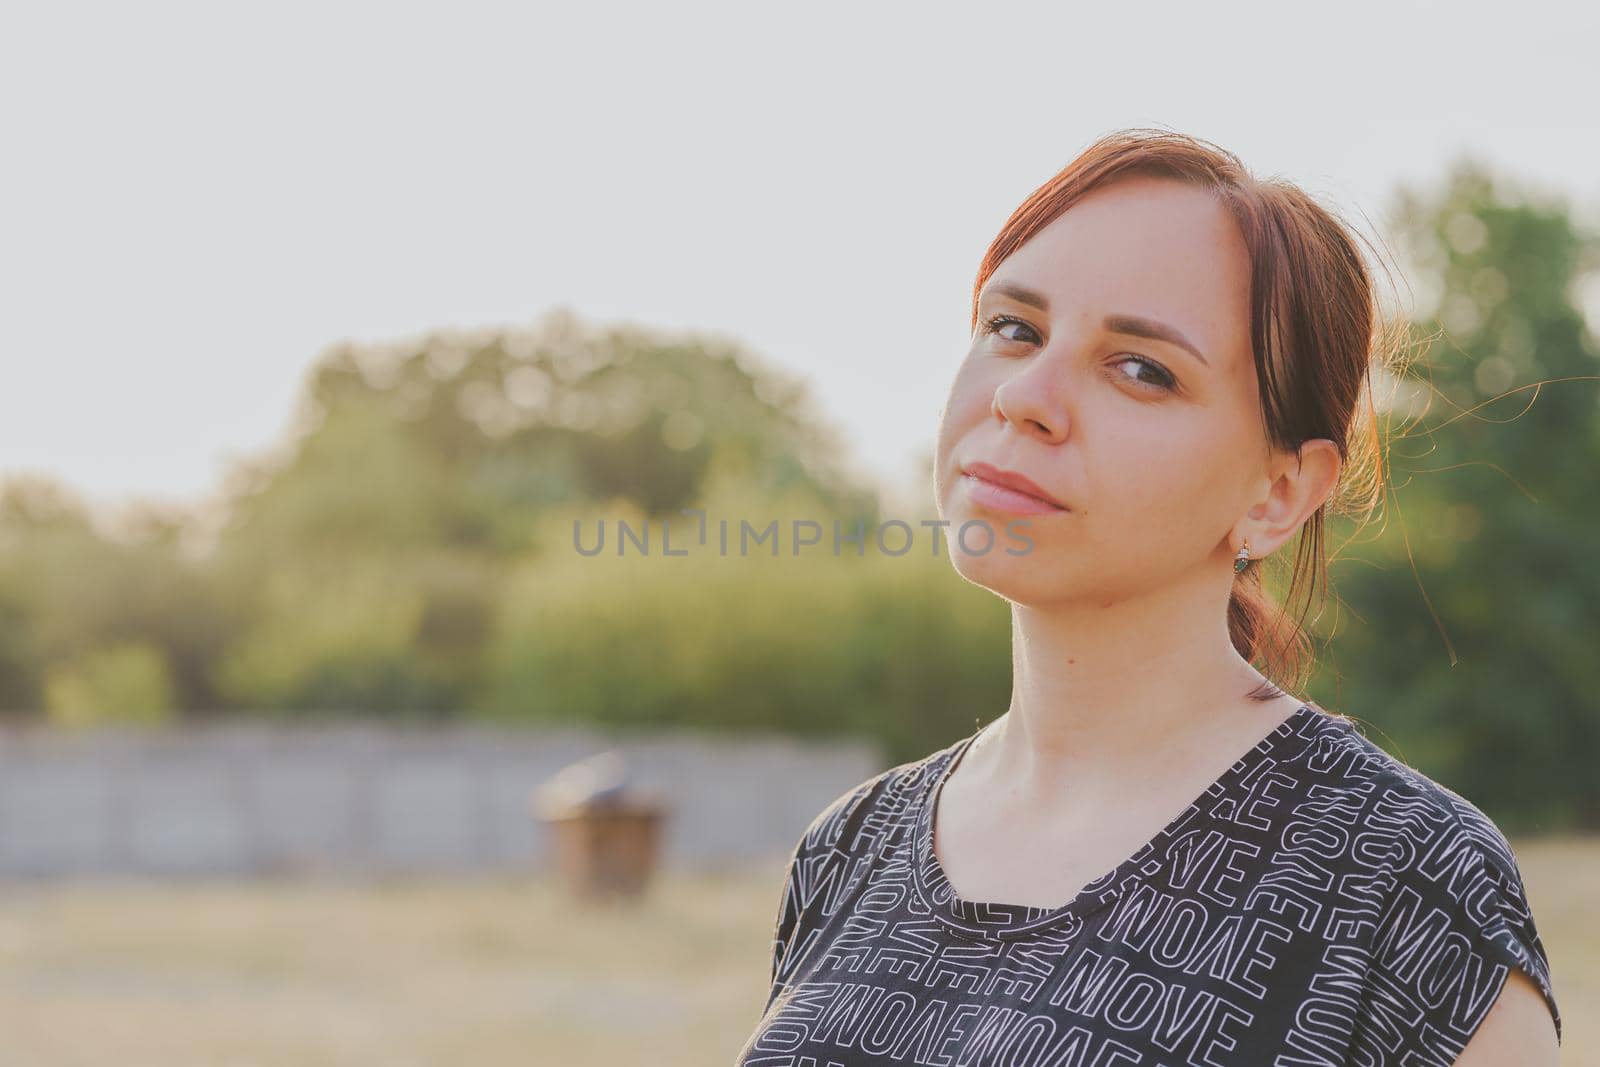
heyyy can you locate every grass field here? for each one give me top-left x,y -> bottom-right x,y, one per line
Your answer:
0,837 -> 1593,1066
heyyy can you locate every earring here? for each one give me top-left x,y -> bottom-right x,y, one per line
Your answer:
1233,539 -> 1252,574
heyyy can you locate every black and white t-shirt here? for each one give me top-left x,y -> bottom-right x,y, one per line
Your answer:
737,702 -> 1561,1066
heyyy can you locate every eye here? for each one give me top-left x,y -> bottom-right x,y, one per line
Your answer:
979,314 -> 1042,346
1111,354 -> 1178,393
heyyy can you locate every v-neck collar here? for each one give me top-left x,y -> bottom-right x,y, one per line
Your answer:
910,702 -> 1330,942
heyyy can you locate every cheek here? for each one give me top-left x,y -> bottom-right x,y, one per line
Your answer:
934,361 -> 993,452
1096,417 -> 1240,521
932,364 -> 994,511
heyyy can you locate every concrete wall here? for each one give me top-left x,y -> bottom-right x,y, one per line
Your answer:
0,724 -> 884,879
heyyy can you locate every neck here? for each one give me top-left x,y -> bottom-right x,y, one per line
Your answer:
977,568 -> 1294,806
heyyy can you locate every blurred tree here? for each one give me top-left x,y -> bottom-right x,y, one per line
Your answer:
0,578 -> 42,713
476,480 -> 1010,763
204,309 -> 878,717
216,307 -> 872,560
45,641 -> 175,727
0,476 -> 230,717
213,556 -> 457,718
1313,159 -> 1600,830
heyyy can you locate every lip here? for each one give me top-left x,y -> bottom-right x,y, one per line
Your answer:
960,462 -> 1069,513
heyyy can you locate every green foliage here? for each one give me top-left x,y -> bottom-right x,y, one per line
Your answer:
211,548 -> 499,719
1308,161 -> 1600,831
215,308 -> 872,565
0,477 -> 233,717
187,310 -> 880,722
476,484 -> 1010,763
216,558 -> 429,716
45,641 -> 175,728
0,582 -> 42,711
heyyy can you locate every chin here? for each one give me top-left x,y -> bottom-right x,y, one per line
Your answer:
946,538 -> 1046,596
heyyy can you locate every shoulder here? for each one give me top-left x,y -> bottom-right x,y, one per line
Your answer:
788,736 -> 964,860
1320,720 -> 1536,917
767,738 -> 966,989
1296,714 -> 1563,1050
1287,708 -> 1534,882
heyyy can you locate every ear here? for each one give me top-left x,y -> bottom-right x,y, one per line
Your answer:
1235,439 -> 1341,559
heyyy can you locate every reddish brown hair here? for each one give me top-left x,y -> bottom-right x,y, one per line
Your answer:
971,128 -> 1403,698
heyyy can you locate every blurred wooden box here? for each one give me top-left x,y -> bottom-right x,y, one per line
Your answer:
538,800 -> 666,900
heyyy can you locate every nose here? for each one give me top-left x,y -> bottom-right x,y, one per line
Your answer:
991,354 -> 1070,444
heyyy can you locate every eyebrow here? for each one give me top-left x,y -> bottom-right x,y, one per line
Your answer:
982,281 -> 1211,368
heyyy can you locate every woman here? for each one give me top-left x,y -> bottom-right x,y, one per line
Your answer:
736,129 -> 1561,1066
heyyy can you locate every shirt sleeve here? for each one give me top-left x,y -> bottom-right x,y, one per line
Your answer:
1363,802 -> 1561,1063
767,836 -> 804,995
760,767 -> 898,1011
1451,842 -> 1562,1041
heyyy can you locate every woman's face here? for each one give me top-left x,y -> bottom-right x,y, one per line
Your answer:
933,174 -> 1272,606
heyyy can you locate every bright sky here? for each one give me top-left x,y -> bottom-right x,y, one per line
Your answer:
4,1 -> 1597,521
